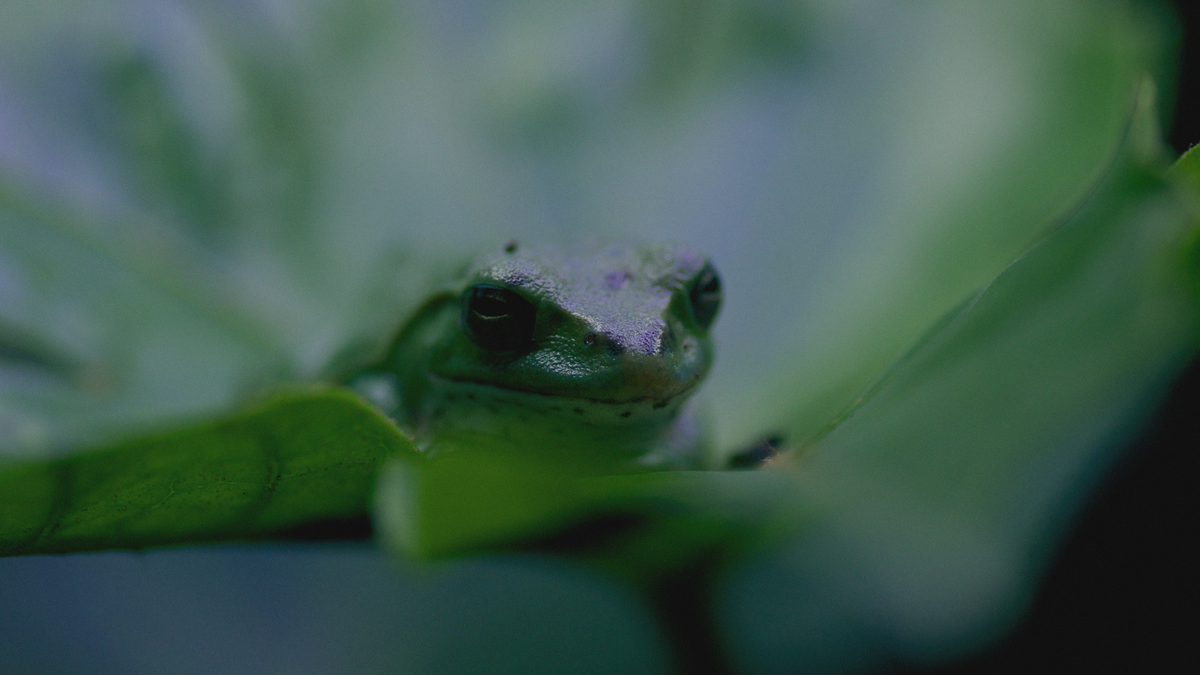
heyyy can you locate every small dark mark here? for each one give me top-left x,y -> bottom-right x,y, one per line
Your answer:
465,393 -> 477,401
573,407 -> 585,415
652,401 -> 667,410
504,240 -> 519,253
729,433 -> 785,469
528,511 -> 649,553
585,333 -> 597,346
619,410 -> 633,418
275,515 -> 373,541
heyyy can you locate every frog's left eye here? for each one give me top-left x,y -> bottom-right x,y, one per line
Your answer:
689,263 -> 722,330
462,285 -> 537,351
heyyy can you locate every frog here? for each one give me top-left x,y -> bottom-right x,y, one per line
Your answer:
346,240 -> 723,471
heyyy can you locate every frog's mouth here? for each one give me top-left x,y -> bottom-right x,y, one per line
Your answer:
493,367 -> 705,407
430,360 -> 709,427
438,322 -> 713,401
444,342 -> 709,404
447,366 -> 705,403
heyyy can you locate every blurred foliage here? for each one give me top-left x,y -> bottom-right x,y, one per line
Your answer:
1,1 -> 1198,674
717,88 -> 1200,672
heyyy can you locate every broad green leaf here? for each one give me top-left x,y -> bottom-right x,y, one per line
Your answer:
376,447 -> 797,572
375,450 -> 602,560
0,388 -> 414,556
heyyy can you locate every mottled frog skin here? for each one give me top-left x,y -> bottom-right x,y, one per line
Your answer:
350,240 -> 722,470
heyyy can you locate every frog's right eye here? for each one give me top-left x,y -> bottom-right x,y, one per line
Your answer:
462,285 -> 537,351
688,263 -> 722,330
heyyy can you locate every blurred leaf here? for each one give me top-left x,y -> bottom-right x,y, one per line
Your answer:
673,0 -> 1175,452
717,86 -> 1200,673
0,193 -> 280,455
375,443 -> 796,571
1171,141 -> 1200,185
0,1 -> 1176,462
0,388 -> 414,556
376,448 -> 602,560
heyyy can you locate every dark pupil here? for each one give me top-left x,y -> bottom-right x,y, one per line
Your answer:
689,264 -> 722,329
462,285 -> 537,351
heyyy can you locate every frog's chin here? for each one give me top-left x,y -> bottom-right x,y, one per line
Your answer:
409,377 -> 707,468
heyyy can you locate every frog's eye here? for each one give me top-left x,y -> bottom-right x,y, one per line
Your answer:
462,285 -> 537,351
688,263 -> 722,330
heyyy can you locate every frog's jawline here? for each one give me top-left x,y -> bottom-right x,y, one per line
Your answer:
434,371 -> 705,409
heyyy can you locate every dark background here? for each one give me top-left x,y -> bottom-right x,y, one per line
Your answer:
914,2 -> 1199,672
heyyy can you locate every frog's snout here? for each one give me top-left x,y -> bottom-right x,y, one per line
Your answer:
589,319 -> 673,357
585,320 -> 709,401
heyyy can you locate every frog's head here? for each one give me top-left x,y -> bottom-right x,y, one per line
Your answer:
382,240 -> 721,454
447,240 -> 718,400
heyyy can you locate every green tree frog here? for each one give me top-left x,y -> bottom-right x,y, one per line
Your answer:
347,240 -> 723,470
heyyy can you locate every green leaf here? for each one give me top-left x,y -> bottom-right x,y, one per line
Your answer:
375,449 -> 602,560
1170,142 -> 1200,186
717,89 -> 1200,672
0,194 -> 282,455
0,388 -> 415,556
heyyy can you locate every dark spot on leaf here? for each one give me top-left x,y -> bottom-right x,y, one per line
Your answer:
276,516 -> 373,542
573,408 -> 585,415
527,511 -> 649,553
729,433 -> 785,469
619,411 -> 632,418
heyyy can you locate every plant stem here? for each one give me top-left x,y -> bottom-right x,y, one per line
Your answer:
643,559 -> 739,675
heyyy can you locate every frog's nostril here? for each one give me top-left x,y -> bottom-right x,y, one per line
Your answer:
604,336 -> 626,356
584,331 -> 627,356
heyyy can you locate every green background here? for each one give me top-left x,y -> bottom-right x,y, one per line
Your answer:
1,1 -> 1196,673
